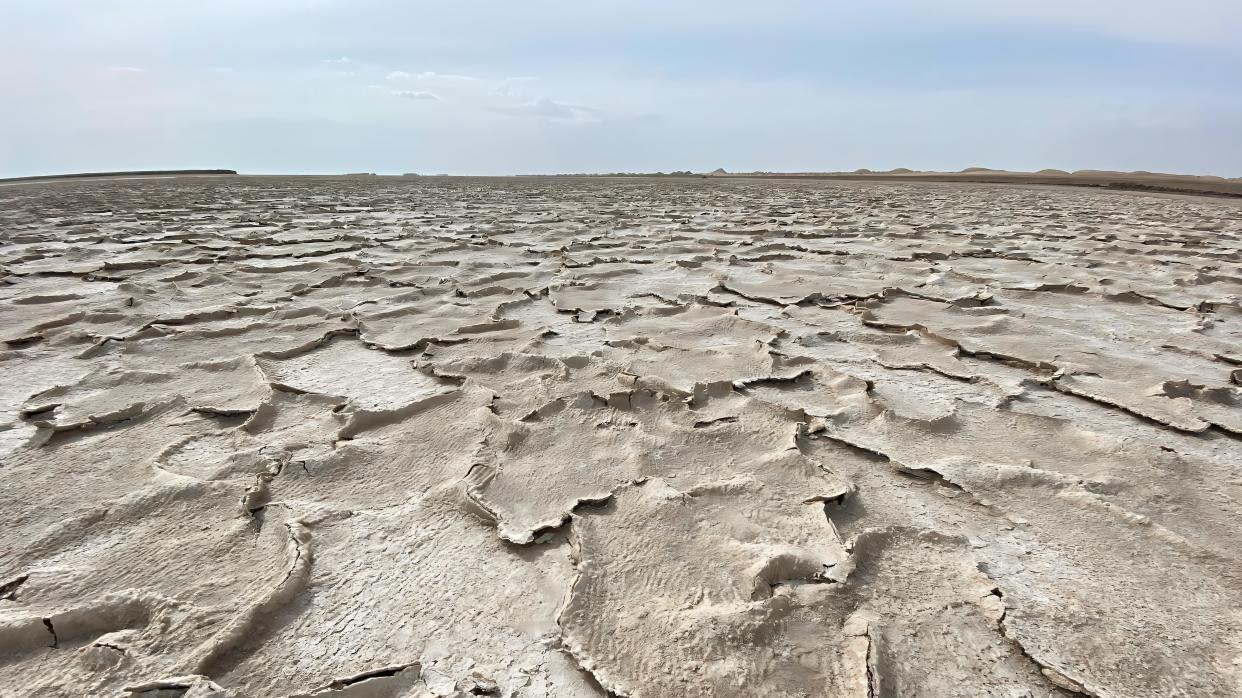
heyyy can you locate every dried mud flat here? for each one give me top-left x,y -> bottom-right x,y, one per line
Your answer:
1,176 -> 1240,698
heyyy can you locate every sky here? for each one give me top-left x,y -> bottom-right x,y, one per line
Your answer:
2,1 -> 1241,177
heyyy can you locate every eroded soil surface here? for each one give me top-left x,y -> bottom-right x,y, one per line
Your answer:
1,176 -> 1240,697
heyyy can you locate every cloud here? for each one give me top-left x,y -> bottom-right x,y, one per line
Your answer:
107,66 -> 145,73
491,76 -> 537,98
417,71 -> 474,81
393,90 -> 441,101
417,71 -> 476,82
495,97 -> 595,119
322,57 -> 351,65
386,70 -> 476,82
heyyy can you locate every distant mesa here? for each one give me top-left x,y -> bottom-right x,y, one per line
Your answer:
959,167 -> 1003,173
853,168 -> 873,174
1036,169 -> 1070,175
402,173 -> 422,177
885,167 -> 914,174
0,169 -> 237,183
707,168 -> 728,176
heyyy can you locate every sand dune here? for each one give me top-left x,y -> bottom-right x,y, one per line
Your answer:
1,175 -> 1240,697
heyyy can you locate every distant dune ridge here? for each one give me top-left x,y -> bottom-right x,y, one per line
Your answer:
690,167 -> 1242,198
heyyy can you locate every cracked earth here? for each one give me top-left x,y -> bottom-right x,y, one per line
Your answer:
1,176 -> 1240,697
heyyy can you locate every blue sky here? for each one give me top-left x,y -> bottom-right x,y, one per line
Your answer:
3,1 -> 1241,177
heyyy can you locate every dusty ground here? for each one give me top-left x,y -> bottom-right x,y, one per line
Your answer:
1,176 -> 1240,697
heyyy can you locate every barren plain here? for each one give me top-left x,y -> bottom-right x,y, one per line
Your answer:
1,176 -> 1240,697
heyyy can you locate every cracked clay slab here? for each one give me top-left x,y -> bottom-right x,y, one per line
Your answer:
0,176 -> 1239,697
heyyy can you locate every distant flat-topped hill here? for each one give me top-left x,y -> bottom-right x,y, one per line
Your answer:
0,169 -> 237,184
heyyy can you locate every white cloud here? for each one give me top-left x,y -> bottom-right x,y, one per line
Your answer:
322,57 -> 351,65
491,76 -> 537,98
393,90 -> 441,101
386,70 -> 477,83
107,66 -> 145,73
415,71 -> 476,82
495,97 -> 595,119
